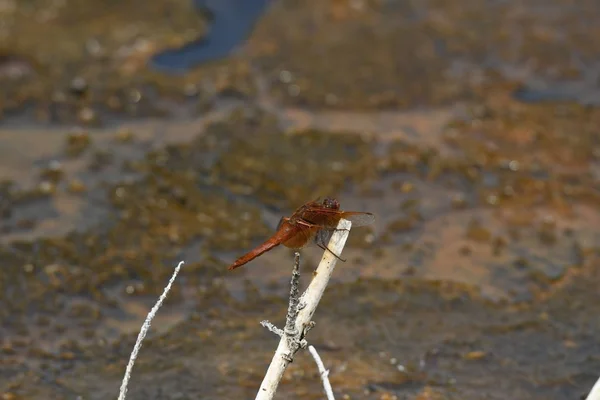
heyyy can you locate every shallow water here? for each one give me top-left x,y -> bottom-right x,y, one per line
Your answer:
150,0 -> 272,72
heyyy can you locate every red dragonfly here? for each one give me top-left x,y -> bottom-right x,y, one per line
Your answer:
227,197 -> 375,270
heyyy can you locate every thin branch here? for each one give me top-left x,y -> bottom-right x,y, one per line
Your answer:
284,252 -> 302,337
260,253 -> 302,342
255,219 -> 352,400
308,345 -> 335,400
260,320 -> 284,337
118,261 -> 184,400
260,252 -> 304,361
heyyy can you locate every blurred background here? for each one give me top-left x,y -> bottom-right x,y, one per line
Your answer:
1,0 -> 600,398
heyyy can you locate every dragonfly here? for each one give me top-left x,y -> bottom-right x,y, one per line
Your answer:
227,197 -> 375,270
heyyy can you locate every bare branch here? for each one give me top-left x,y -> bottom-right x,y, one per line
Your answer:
255,219 -> 352,400
284,252 -> 302,337
260,320 -> 284,337
118,261 -> 184,400
260,253 -> 302,342
308,345 -> 335,400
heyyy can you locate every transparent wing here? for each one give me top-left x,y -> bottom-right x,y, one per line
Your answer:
300,205 -> 375,228
339,211 -> 375,227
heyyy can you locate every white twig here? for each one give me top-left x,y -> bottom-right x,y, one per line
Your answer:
587,375 -> 600,400
309,345 -> 335,400
118,261 -> 184,400
255,219 -> 352,400
261,320 -> 284,336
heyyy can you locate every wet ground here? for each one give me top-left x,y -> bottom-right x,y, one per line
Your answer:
1,0 -> 600,399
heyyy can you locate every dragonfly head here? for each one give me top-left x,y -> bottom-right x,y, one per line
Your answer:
322,197 -> 340,210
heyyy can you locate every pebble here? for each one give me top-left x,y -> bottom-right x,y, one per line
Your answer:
69,76 -> 88,96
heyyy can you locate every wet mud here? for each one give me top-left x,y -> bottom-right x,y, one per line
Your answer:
1,0 -> 600,399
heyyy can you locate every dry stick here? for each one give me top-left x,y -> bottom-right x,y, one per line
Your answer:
284,252 -> 302,340
308,345 -> 335,400
118,261 -> 184,400
255,219 -> 352,400
260,252 -> 304,357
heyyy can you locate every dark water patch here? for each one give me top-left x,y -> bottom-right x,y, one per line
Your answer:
150,0 -> 272,73
514,84 -> 600,105
512,65 -> 600,105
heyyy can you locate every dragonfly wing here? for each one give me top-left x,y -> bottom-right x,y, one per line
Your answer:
314,228 -> 333,246
299,205 -> 375,228
339,211 -> 375,227
282,222 -> 318,249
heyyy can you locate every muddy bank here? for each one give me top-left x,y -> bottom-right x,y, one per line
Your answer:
2,104 -> 599,398
1,0 -> 600,399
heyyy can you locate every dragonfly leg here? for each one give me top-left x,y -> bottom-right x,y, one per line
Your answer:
316,242 -> 347,262
296,218 -> 349,262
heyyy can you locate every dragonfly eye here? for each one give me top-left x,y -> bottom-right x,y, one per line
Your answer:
323,197 -> 340,210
